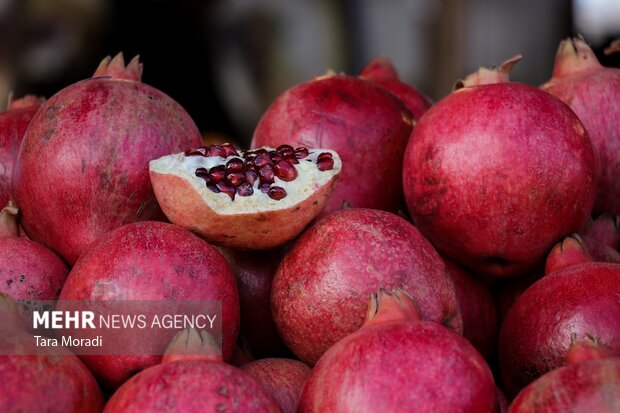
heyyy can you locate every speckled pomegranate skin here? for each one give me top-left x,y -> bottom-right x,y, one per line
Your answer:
103,360 -> 282,413
271,208 -> 462,365
498,262 -> 620,396
299,320 -> 497,413
12,76 -> 201,264
0,102 -> 41,208
58,221 -> 239,389
251,75 -> 413,218
508,358 -> 620,413
241,358 -> 310,413
403,82 -> 596,277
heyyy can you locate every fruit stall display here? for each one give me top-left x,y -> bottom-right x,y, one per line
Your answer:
0,36 -> 619,412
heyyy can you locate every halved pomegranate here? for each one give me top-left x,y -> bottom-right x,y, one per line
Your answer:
150,144 -> 341,249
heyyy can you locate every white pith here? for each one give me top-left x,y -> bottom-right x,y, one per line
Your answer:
150,147 -> 341,215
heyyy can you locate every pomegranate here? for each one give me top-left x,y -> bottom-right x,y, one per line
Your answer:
104,329 -> 282,413
241,358 -> 311,413
0,294 -> 103,413
0,95 -> 43,208
12,53 -> 201,264
444,258 -> 498,360
217,247 -> 289,357
541,37 -> 620,216
498,262 -> 620,396
251,74 -> 413,218
271,208 -> 461,365
58,221 -> 239,389
298,289 -> 497,412
403,55 -> 596,277
508,342 -> 620,412
150,144 -> 341,249
0,203 -> 68,301
544,234 -> 593,274
359,57 -> 432,120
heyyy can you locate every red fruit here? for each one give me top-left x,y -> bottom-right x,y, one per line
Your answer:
150,145 -> 341,249
241,358 -> 311,413
298,290 -> 497,413
271,208 -> 462,365
217,247 -> 289,357
542,37 -> 620,216
0,95 -> 43,208
403,55 -> 596,277
508,343 -> 620,412
104,329 -> 281,413
444,259 -> 498,360
252,74 -> 413,218
544,234 -> 593,274
58,221 -> 239,389
498,262 -> 620,396
0,203 -> 68,301
12,53 -> 201,264
0,294 -> 103,413
359,57 -> 432,120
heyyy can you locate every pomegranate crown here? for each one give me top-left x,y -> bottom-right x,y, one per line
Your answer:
6,93 -> 45,111
0,202 -> 20,238
552,36 -> 602,78
454,54 -> 522,90
162,328 -> 223,364
359,57 -> 400,81
363,288 -> 421,328
93,52 -> 143,82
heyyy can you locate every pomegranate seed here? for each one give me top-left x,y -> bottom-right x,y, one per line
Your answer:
268,186 -> 287,200
285,155 -> 299,165
226,172 -> 246,187
259,183 -> 271,193
294,147 -> 309,159
274,160 -> 298,181
254,153 -> 272,168
270,154 -> 283,164
222,143 -> 239,157
277,144 -> 294,152
185,146 -> 208,157
317,152 -> 333,160
207,184 -> 220,193
254,148 -> 268,155
207,145 -> 227,158
226,158 -> 244,172
216,181 -> 236,200
236,182 -> 254,197
245,170 -> 258,186
208,165 -> 226,184
258,164 -> 275,185
317,157 -> 334,171
244,158 -> 256,171
195,167 -> 209,178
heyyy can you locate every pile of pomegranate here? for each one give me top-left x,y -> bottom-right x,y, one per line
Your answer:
1,36 -> 620,412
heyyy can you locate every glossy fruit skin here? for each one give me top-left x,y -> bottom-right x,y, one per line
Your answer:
403,82 -> 596,277
508,358 -> 620,413
298,319 -> 497,413
252,75 -> 413,218
271,208 -> 462,365
241,358 -> 311,413
103,360 -> 282,413
13,76 -> 201,264
498,262 -> 620,396
58,221 -> 239,389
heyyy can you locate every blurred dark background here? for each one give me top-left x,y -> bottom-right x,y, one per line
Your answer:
0,0 -> 618,146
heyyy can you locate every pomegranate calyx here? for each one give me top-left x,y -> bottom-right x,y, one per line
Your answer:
0,202 -> 20,238
93,52 -> 143,82
359,57 -> 399,81
6,93 -> 45,111
544,234 -> 593,275
604,39 -> 620,56
552,36 -> 602,78
567,333 -> 613,365
455,54 -> 522,90
363,288 -> 422,329
162,328 -> 224,364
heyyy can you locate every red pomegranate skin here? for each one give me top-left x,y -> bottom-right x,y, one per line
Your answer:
299,309 -> 496,412
103,360 -> 282,413
251,75 -> 413,218
12,59 -> 201,264
498,262 -> 620,396
444,259 -> 498,360
0,354 -> 103,413
542,39 -> 620,216
271,208 -> 462,365
508,358 -> 620,412
403,82 -> 596,277
218,247 -> 289,358
58,221 -> 240,389
241,358 -> 311,413
0,97 -> 42,208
